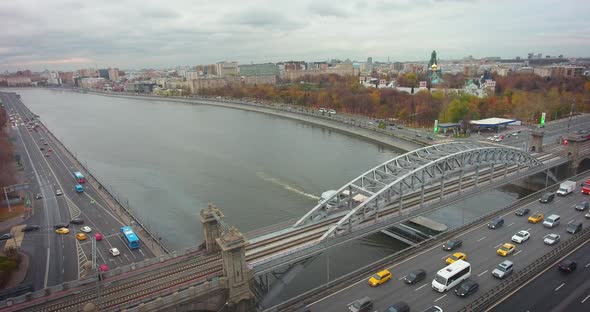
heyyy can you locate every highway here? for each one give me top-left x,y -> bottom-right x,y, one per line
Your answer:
0,92 -> 154,290
305,177 -> 590,312
490,237 -> 590,312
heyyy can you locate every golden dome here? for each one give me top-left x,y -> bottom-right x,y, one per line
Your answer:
431,64 -> 438,70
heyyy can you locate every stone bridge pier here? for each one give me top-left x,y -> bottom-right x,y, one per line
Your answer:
565,135 -> 590,171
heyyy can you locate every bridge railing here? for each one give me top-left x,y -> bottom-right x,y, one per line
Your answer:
262,168 -> 590,312
253,158 -> 568,275
459,226 -> 590,312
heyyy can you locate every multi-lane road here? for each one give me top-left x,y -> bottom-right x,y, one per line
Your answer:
306,178 -> 590,312
0,92 -> 154,290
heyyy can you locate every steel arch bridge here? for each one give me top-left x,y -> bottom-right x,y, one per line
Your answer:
295,142 -> 543,241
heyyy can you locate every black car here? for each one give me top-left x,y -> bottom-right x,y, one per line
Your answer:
442,239 -> 462,251
22,225 -> 40,232
515,208 -> 530,216
386,301 -> 410,312
70,218 -> 84,225
404,269 -> 426,285
574,201 -> 589,211
35,193 -> 42,199
488,217 -> 504,229
348,296 -> 373,312
0,233 -> 14,241
53,223 -> 69,229
539,193 -> 555,203
455,280 -> 479,297
558,260 -> 577,272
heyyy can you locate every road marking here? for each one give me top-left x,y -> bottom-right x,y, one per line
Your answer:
434,294 -> 447,302
582,295 -> 590,304
568,219 -> 575,224
477,236 -> 486,242
494,243 -> 502,248
441,254 -> 451,260
507,222 -> 515,227
555,283 -> 565,291
526,228 -> 532,232
398,275 -> 407,280
415,284 -> 427,291
478,270 -> 489,277
515,250 -> 522,256
585,262 -> 590,268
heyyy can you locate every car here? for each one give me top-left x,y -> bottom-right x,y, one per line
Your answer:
109,248 -> 120,256
497,243 -> 516,256
0,233 -> 14,241
528,213 -> 544,223
385,302 -> 410,312
70,218 -> 84,225
53,223 -> 69,229
574,201 -> 589,211
442,239 -> 462,251
558,260 -> 577,272
515,208 -> 530,216
45,153 -> 50,157
539,193 -> 555,203
403,269 -> 426,285
422,307 -> 443,312
55,189 -> 63,196
40,147 -> 44,151
55,228 -> 70,234
492,260 -> 514,279
455,280 -> 479,297
511,230 -> 531,244
566,222 -> 583,234
446,252 -> 467,264
348,296 -> 373,312
368,269 -> 392,286
95,233 -> 103,241
80,226 -> 92,233
21,225 -> 40,232
488,217 -> 504,229
43,142 -> 48,145
76,233 -> 87,241
586,213 -> 590,219
48,148 -> 53,152
99,264 -> 109,272
426,136 -> 434,140
543,233 -> 560,245
75,184 -> 84,193
35,193 -> 42,199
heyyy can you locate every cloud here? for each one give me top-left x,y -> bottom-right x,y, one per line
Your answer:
308,2 -> 350,17
228,9 -> 303,30
3,57 -> 92,67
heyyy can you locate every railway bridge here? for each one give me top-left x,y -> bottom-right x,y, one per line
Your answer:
5,137 -> 590,311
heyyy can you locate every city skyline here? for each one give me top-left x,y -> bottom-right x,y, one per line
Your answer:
1,0 -> 589,71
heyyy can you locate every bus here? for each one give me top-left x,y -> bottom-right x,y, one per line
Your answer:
73,172 -> 85,183
431,259 -> 471,292
582,180 -> 590,195
121,226 -> 141,249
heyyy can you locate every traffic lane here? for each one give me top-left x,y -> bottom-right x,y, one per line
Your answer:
490,239 -> 590,312
309,189 -> 589,312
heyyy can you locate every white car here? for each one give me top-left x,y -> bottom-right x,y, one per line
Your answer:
543,233 -> 560,245
80,226 -> 92,233
109,248 -> 120,256
511,230 -> 530,244
55,189 -> 63,196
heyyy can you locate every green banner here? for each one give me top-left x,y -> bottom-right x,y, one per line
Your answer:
434,120 -> 439,133
540,112 -> 546,126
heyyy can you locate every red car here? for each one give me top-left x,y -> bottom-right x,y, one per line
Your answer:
99,264 -> 109,272
94,233 -> 103,241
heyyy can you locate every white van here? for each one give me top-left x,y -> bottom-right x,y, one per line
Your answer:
432,260 -> 471,292
543,214 -> 560,228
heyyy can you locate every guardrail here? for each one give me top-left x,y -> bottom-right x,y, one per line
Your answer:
262,168 -> 590,312
458,223 -> 590,311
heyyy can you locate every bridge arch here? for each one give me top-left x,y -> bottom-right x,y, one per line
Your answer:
294,142 -> 542,241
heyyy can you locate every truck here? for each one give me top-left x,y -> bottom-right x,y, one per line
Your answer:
556,181 -> 576,196
582,180 -> 590,195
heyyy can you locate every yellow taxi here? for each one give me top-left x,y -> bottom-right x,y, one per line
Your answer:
55,228 -> 70,234
368,269 -> 392,287
497,243 -> 516,256
76,233 -> 87,241
445,252 -> 467,264
528,213 -> 544,223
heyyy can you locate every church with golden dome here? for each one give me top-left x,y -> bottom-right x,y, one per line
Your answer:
427,50 -> 443,85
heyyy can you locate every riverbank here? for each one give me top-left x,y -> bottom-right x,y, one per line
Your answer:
73,89 -> 425,152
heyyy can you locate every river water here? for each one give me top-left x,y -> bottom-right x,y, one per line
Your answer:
11,88 -> 562,307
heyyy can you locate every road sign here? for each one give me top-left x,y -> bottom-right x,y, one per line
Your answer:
434,120 -> 439,133
4,183 -> 30,193
540,112 -> 546,127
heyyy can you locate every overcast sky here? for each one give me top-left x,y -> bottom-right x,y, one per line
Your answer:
0,0 -> 588,71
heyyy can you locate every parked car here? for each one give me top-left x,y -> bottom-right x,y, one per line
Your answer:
558,260 -> 577,272
404,269 -> 426,285
442,239 -> 462,251
543,233 -> 560,245
515,208 -> 530,216
0,233 -> 14,241
539,193 -> 555,203
574,201 -> 589,211
455,280 -> 479,297
348,296 -> 373,312
22,225 -> 40,232
492,260 -> 514,279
